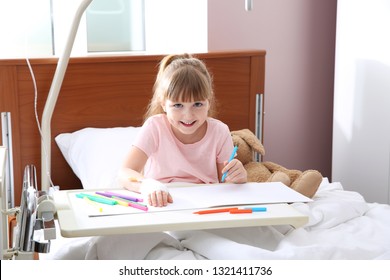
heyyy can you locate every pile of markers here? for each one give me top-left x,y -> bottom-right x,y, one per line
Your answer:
193,207 -> 267,215
76,191 -> 148,212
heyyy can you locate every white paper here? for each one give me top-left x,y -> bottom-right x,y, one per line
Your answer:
69,182 -> 312,217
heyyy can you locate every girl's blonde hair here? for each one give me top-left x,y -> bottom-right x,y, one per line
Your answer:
144,53 -> 215,120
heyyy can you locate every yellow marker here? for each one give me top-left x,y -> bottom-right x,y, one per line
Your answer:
112,198 -> 130,207
83,197 -> 103,212
95,193 -> 130,207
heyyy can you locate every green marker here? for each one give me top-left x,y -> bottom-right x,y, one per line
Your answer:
76,193 -> 117,205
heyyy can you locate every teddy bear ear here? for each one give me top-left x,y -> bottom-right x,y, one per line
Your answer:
231,129 -> 265,155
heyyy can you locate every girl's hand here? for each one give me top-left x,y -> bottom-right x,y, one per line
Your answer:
222,159 -> 247,183
140,178 -> 173,207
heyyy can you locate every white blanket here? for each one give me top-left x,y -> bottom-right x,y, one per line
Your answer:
41,179 -> 390,260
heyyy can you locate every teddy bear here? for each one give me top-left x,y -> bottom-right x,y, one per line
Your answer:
231,129 -> 322,198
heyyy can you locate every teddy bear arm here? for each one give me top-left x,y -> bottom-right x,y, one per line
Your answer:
262,161 -> 289,172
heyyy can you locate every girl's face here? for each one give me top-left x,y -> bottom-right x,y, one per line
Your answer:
162,99 -> 210,143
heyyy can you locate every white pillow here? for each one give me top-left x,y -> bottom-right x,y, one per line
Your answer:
55,126 -> 141,189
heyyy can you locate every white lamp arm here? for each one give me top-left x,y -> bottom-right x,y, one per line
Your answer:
41,0 -> 93,191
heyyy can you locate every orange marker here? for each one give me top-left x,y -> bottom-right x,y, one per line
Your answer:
193,207 -> 238,215
129,177 -> 140,182
229,209 -> 253,214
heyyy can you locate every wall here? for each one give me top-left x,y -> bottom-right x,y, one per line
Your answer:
332,0 -> 390,203
208,0 -> 337,179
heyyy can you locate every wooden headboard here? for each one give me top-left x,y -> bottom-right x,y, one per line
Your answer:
0,50 -> 265,206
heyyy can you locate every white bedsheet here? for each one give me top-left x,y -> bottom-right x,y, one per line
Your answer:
41,179 -> 390,260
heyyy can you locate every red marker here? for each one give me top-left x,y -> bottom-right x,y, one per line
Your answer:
193,207 -> 239,215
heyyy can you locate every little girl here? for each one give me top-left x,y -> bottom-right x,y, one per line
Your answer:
118,53 -> 247,207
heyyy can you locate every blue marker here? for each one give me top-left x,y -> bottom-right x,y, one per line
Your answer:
221,145 -> 238,183
244,207 -> 267,212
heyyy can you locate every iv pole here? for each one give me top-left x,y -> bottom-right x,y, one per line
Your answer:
41,0 -> 93,192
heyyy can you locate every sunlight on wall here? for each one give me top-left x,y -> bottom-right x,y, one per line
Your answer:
0,0 -> 53,58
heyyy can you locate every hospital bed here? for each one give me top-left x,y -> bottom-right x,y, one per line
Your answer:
1,48 -> 390,260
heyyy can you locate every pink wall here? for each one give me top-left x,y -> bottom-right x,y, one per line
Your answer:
208,0 -> 337,178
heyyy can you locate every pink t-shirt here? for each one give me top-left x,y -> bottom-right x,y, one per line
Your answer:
133,114 -> 234,184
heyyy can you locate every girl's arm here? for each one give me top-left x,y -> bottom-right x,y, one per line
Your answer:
118,146 -> 148,192
118,146 -> 173,207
